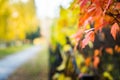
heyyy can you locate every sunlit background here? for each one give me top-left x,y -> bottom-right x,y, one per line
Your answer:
1,0 -> 120,80
0,0 -> 73,80
35,0 -> 73,40
35,0 -> 72,18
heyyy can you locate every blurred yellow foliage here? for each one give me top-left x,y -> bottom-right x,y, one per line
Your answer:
103,71 -> 113,80
0,0 -> 39,42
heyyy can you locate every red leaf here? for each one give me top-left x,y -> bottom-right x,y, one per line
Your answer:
82,36 -> 89,48
111,23 -> 120,40
115,2 -> 120,9
81,31 -> 95,48
80,0 -> 89,8
85,31 -> 95,42
72,29 -> 84,41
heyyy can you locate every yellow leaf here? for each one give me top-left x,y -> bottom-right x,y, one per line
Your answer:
105,48 -> 113,55
103,71 -> 113,80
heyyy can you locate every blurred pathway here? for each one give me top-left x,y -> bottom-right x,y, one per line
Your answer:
0,45 -> 41,80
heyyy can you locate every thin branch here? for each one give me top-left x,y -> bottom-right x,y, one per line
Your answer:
106,12 -> 120,25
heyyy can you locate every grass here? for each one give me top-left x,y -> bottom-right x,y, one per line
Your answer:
8,47 -> 49,80
0,44 -> 31,59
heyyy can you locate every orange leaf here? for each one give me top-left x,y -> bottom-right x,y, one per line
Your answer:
118,47 -> 120,53
79,14 -> 89,27
104,15 -> 114,23
94,16 -> 105,31
93,56 -> 100,68
115,45 -> 119,51
115,45 -> 120,53
94,49 -> 100,56
105,48 -> 113,55
85,57 -> 91,66
89,31 -> 95,42
111,23 -> 120,40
